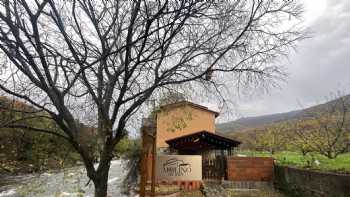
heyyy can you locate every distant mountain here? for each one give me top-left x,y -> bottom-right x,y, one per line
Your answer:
216,110 -> 301,133
216,94 -> 350,133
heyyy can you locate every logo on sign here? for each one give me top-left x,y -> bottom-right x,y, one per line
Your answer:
163,158 -> 192,177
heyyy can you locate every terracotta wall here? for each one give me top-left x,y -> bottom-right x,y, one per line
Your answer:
156,105 -> 216,148
227,157 -> 274,181
146,154 -> 154,182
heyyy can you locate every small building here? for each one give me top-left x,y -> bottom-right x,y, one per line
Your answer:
153,101 -> 241,180
141,101 -> 275,193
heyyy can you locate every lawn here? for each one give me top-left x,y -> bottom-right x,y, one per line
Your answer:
237,151 -> 350,173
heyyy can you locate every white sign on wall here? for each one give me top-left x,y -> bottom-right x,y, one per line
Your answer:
156,155 -> 202,181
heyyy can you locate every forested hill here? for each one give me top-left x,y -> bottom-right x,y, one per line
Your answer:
216,110 -> 301,133
0,96 -> 82,174
216,94 -> 350,133
0,96 -> 137,175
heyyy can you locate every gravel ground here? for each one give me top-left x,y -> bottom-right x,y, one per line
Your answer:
202,181 -> 286,197
227,188 -> 286,197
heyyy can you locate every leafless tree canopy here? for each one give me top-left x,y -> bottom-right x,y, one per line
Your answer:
0,0 -> 304,196
292,94 -> 350,159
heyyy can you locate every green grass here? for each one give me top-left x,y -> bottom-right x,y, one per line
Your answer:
237,151 -> 350,173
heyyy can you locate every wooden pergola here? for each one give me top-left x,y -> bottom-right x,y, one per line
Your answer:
166,130 -> 241,152
166,130 -> 241,180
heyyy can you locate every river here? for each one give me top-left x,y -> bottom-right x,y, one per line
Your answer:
0,160 -> 130,197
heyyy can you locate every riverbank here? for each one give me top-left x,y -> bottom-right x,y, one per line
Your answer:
0,160 -> 127,197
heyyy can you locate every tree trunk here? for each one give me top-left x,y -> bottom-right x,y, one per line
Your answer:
93,142 -> 113,197
93,167 -> 110,197
94,179 -> 108,197
301,149 -> 307,156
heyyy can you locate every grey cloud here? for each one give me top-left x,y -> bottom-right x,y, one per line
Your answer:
229,0 -> 350,119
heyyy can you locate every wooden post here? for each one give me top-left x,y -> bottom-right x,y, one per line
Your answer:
140,118 -> 156,197
220,149 -> 225,181
140,122 -> 149,197
151,117 -> 157,197
139,150 -> 147,197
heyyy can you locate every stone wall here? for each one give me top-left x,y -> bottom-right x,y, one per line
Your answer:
227,157 -> 274,181
274,165 -> 350,197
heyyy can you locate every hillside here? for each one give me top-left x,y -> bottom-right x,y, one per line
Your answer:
216,110 -> 301,133
216,94 -> 350,133
0,96 -> 81,174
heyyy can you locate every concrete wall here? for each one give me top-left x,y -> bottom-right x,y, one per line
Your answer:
156,104 -> 216,148
274,165 -> 350,197
227,157 -> 274,181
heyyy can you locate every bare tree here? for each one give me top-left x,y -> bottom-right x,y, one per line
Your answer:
256,123 -> 288,154
0,0 -> 304,196
292,94 -> 350,159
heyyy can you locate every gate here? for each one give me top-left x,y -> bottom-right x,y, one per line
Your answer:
202,155 -> 227,180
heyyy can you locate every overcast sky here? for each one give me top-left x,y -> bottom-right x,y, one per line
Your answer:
214,0 -> 350,121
